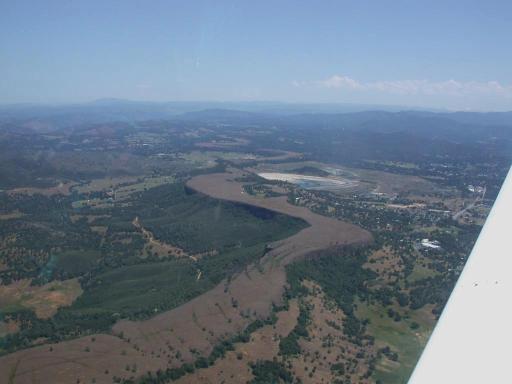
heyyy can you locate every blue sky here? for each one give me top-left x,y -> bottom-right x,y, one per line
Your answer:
1,0 -> 511,110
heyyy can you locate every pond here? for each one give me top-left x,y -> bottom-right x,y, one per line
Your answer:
257,172 -> 357,191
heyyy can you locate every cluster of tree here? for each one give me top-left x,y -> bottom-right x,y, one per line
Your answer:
0,308 -> 115,354
0,193 -> 105,284
286,246 -> 376,344
134,183 -> 306,254
279,302 -> 310,356
243,183 -> 283,198
408,274 -> 458,315
249,360 -> 294,384
379,346 -> 399,362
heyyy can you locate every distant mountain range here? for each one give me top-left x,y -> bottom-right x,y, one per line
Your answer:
0,100 -> 511,137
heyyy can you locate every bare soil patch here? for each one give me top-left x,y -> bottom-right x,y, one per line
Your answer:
0,319 -> 19,337
0,278 -> 82,319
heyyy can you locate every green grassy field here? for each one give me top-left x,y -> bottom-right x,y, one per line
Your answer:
356,301 -> 434,383
71,259 -> 206,315
71,244 -> 266,317
407,263 -> 438,283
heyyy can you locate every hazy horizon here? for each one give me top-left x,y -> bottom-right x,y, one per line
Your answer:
2,98 -> 511,114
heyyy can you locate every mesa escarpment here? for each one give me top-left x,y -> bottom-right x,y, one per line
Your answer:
0,169 -> 371,384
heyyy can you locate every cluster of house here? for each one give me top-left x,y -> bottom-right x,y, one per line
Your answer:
421,238 -> 441,249
467,185 -> 485,194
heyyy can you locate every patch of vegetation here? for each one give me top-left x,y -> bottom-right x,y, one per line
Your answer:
53,250 -> 101,278
331,362 -> 346,375
279,302 -> 310,356
357,301 -> 431,384
243,183 -> 284,198
73,243 -> 268,318
136,183 -> 307,254
286,246 -> 376,343
250,360 -> 294,384
0,307 -> 116,354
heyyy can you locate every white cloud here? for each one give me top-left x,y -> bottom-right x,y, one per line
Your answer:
298,75 -> 512,97
318,75 -> 364,90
